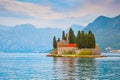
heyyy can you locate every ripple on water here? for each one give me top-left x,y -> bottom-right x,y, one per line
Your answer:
0,53 -> 120,80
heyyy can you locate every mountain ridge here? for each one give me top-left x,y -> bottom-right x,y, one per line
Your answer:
84,15 -> 120,51
0,15 -> 119,52
0,24 -> 84,52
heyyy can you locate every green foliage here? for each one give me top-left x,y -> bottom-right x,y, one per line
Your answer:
69,28 -> 76,44
53,36 -> 57,49
76,31 -> 82,49
57,38 -> 60,42
53,48 -> 57,54
79,50 -> 93,55
62,31 -> 66,40
54,29 -> 96,49
62,50 -> 74,55
81,31 -> 85,48
84,33 -> 88,48
76,30 -> 96,49
92,33 -> 96,48
87,30 -> 96,48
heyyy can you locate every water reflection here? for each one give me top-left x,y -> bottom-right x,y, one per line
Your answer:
53,57 -> 97,79
76,58 -> 97,79
1,53 -> 120,80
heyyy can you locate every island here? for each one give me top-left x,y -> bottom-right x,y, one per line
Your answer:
47,28 -> 106,58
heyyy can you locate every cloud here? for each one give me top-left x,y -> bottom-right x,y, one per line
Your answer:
0,0 -> 120,29
0,17 -> 72,29
0,0 -> 65,20
68,0 -> 120,17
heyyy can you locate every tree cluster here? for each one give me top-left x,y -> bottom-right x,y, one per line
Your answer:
68,28 -> 96,49
69,28 -> 76,44
76,30 -> 96,49
53,28 -> 96,49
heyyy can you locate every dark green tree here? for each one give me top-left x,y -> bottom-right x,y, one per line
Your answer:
68,28 -> 76,44
84,33 -> 88,48
87,31 -> 92,48
53,36 -> 57,49
62,31 -> 66,40
76,31 -> 82,49
81,31 -> 85,48
87,30 -> 96,48
57,38 -> 60,42
91,33 -> 96,48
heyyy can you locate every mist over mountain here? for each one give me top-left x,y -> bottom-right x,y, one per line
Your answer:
66,24 -> 84,35
0,15 -> 119,52
0,24 -> 84,52
0,24 -> 62,52
84,15 -> 120,51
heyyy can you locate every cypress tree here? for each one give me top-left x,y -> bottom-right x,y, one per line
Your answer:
87,30 -> 92,48
62,31 -> 66,40
57,38 -> 60,42
87,30 -> 96,48
81,31 -> 85,48
76,31 -> 82,49
84,33 -> 88,48
91,33 -> 96,48
68,28 -> 76,44
53,36 -> 57,49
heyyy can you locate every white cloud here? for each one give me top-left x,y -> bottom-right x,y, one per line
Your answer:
0,0 -> 120,29
0,0 -> 65,20
68,0 -> 120,17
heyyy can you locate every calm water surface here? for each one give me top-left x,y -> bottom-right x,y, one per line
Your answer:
0,53 -> 120,80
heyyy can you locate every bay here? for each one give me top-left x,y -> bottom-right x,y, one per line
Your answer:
0,53 -> 120,80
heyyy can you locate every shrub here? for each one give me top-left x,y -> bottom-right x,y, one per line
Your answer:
62,50 -> 74,55
79,49 -> 93,55
53,48 -> 57,54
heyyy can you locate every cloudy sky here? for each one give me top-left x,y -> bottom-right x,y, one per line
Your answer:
0,0 -> 120,29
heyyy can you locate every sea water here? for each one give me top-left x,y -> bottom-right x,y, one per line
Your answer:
0,53 -> 120,80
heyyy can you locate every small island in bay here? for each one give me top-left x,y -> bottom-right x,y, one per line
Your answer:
47,28 -> 106,58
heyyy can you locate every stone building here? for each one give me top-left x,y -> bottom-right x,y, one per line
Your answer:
57,40 -> 77,55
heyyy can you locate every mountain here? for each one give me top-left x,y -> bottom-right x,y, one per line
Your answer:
0,15 -> 119,52
66,24 -> 84,35
84,15 -> 120,51
0,24 -> 84,53
0,24 -> 62,52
